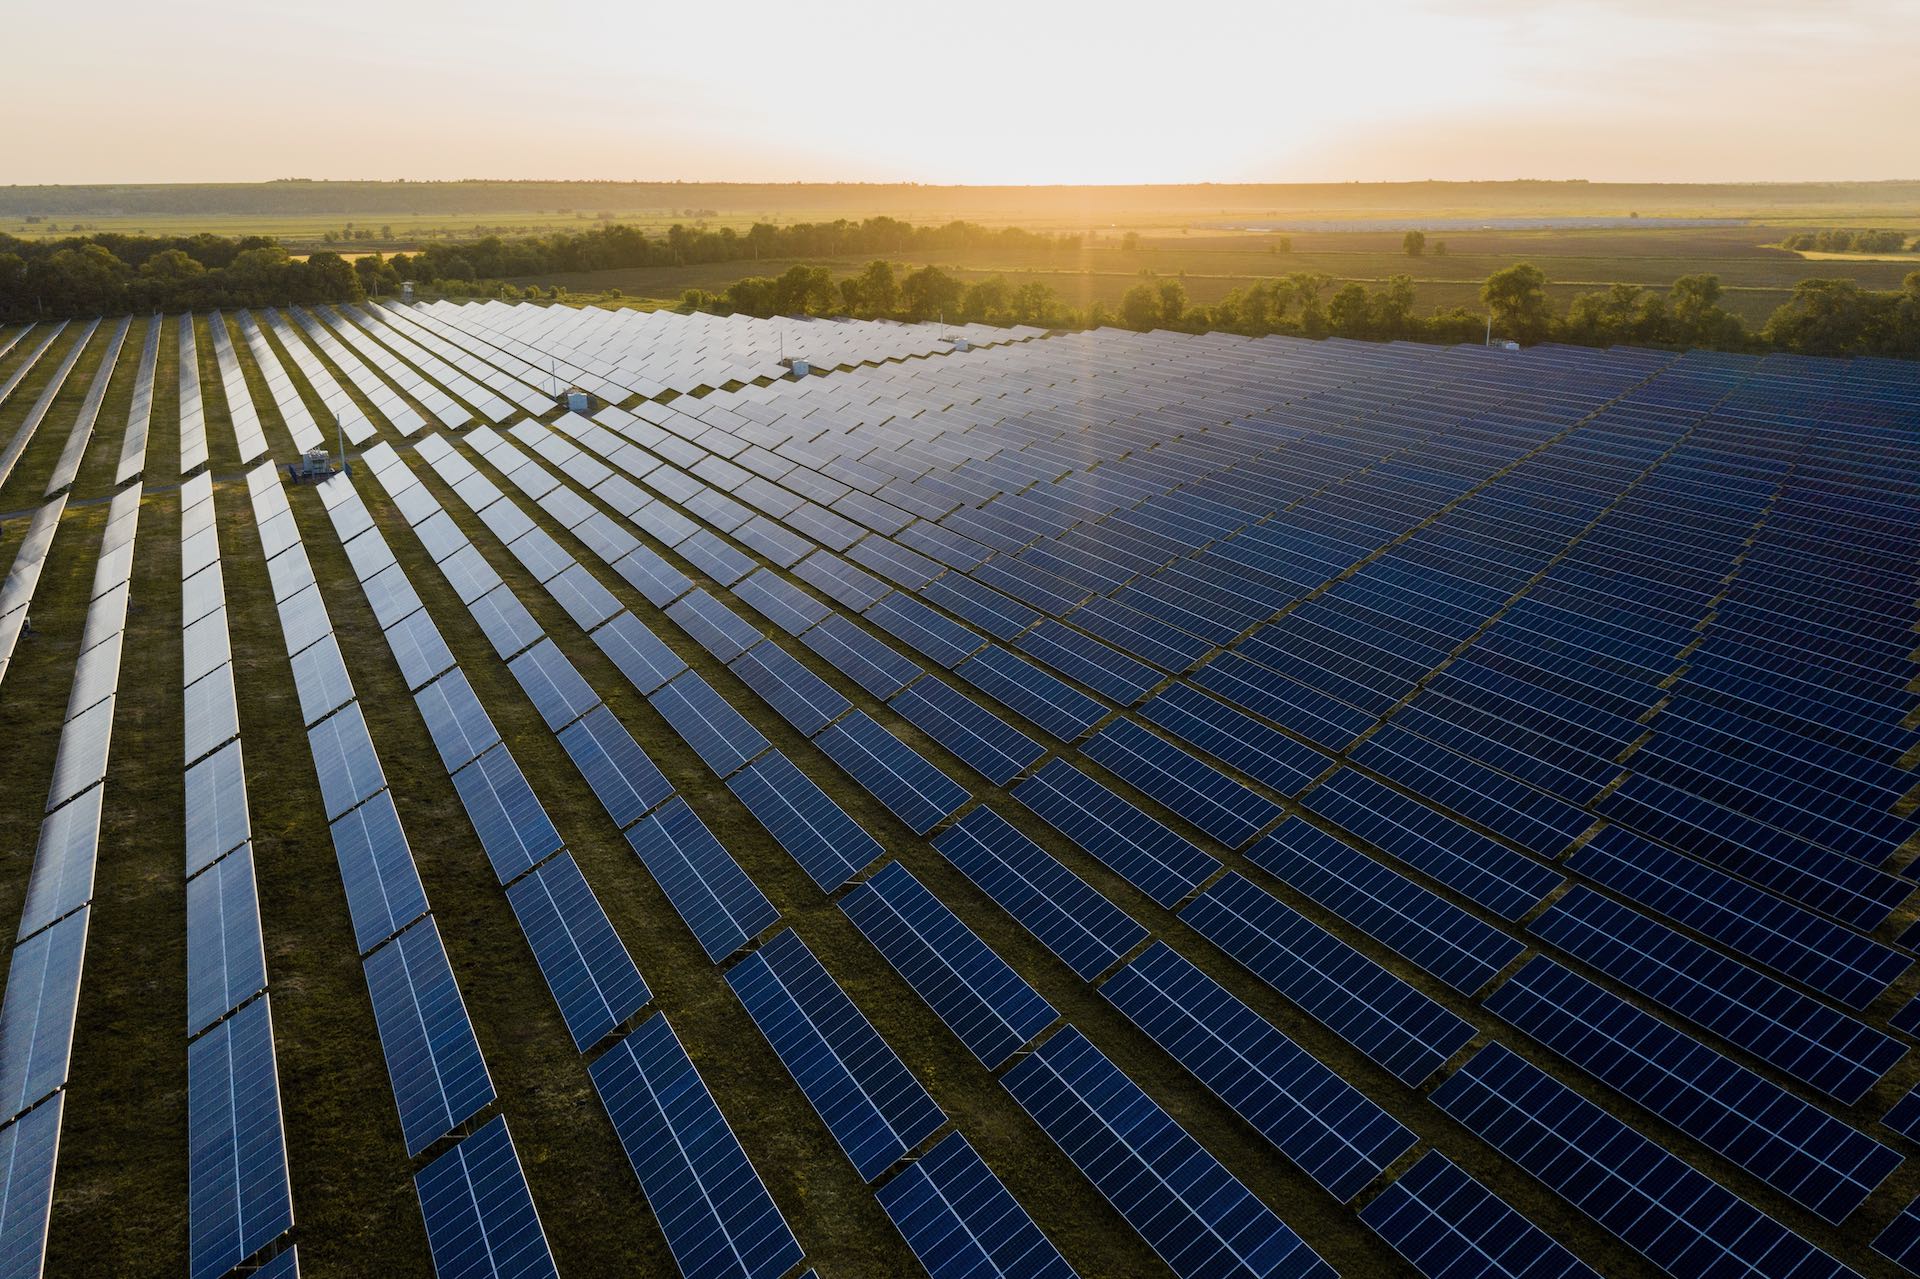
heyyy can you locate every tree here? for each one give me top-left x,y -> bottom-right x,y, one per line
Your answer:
1121,231 -> 1141,251
1157,280 -> 1186,325
961,276 -> 1009,322
1761,278 -> 1896,356
1667,274 -> 1745,349
353,253 -> 400,297
846,259 -> 897,315
1287,272 -> 1331,336
1482,263 -> 1552,343
1402,230 -> 1426,257
1329,283 -> 1372,336
139,248 -> 205,282
1373,275 -> 1417,338
1120,283 -> 1160,330
900,265 -> 962,320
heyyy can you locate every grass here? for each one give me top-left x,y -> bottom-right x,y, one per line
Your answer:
0,299 -> 1915,1278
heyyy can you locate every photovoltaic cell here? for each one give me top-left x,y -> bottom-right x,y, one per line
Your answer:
841,861 -> 1057,1069
0,1095 -> 62,1279
558,705 -> 674,828
451,744 -> 564,885
801,613 -> 925,699
626,798 -> 778,962
888,678 -> 1044,786
1014,760 -> 1219,909
329,790 -> 430,954
1081,718 -> 1283,849
816,711 -> 971,835
0,909 -> 88,1120
589,1015 -> 803,1279
956,645 -> 1106,742
727,751 -> 884,892
414,1116 -> 558,1279
592,610 -> 687,695
507,853 -> 650,1051
1001,1027 -> 1334,1279
728,641 -> 851,737
648,671 -> 769,778
726,929 -> 945,1182
876,1132 -> 1076,1279
363,917 -> 495,1156
187,997 -> 292,1279
185,844 -> 268,1036
1360,1151 -> 1599,1279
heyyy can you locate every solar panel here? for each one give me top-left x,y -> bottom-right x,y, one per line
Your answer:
1485,955 -> 1899,1224
955,646 -> 1106,742
290,634 -> 354,727
183,669 -> 239,768
1181,873 -> 1474,1086
17,787 -> 100,943
728,641 -> 851,737
1081,718 -> 1283,849
863,592 -> 984,668
545,561 -> 622,630
362,917 -> 495,1156
589,1015 -> 803,1279
726,929 -> 945,1182
727,751 -> 884,892
451,744 -> 564,885
816,711 -> 971,834
1001,1026 -> 1335,1279
1875,1195 -> 1920,1273
185,844 -> 268,1036
841,862 -> 1057,1069
362,563 -> 426,630
506,853 -> 650,1051
414,1115 -> 558,1279
733,569 -> 831,637
1432,1043 -> 1852,1279
185,741 -> 250,877
1013,621 -> 1161,705
1103,940 -> 1416,1202
917,572 -> 1040,642
0,1094 -> 61,1279
1302,769 -> 1562,920
1359,1151 -> 1599,1279
1531,887 -> 1905,1104
667,589 -> 765,663
328,788 -> 431,958
626,798 -> 778,962
187,997 -> 292,1279
648,671 -> 769,777
591,610 -> 687,695
678,530 -> 756,586
468,584 -> 544,660
307,701 -> 386,821
0,908 -> 87,1119
612,546 -> 696,607
557,704 -> 674,828
507,637 -> 601,731
888,677 -> 1044,786
801,613 -> 925,699
1248,819 -> 1523,995
875,1131 -> 1076,1279
932,807 -> 1146,981
793,551 -> 890,611
1014,760 -> 1219,908
415,669 -> 503,775
385,607 -> 459,692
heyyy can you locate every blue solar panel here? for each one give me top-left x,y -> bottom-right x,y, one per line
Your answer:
0,1095 -> 61,1279
1102,941 -> 1415,1202
1432,1043 -> 1853,1279
546,561 -> 623,630
1487,955 -> 1899,1223
728,641 -> 851,737
1531,887 -> 1905,1104
1137,684 -> 1331,798
733,568 -> 831,637
1014,760 -> 1219,908
385,606 -> 458,692
1190,653 -> 1374,753
185,844 -> 268,1035
875,1132 -> 1076,1279
956,646 -> 1106,742
187,997 -> 292,1279
307,701 -> 385,821
468,584 -> 544,660
793,551 -> 890,611
801,613 -> 925,699
863,592 -> 984,668
1064,597 -> 1211,672
726,929 -> 946,1182
507,638 -> 601,732
816,711 -> 970,835
1360,1151 -> 1599,1279
1002,1027 -> 1335,1279
841,862 -> 1057,1069
451,744 -> 563,885
612,546 -> 696,606
888,677 -> 1044,786
414,669 -> 502,774
1181,872 -> 1474,1086
678,530 -> 756,586
1014,621 -> 1161,705
667,589 -> 765,663
1875,1195 -> 1920,1273
727,751 -> 883,892
591,610 -> 688,695
1302,770 -> 1562,920
1567,823 -> 1907,1010
917,572 -> 1040,641
590,1015 -> 804,1279
626,797 -> 778,962
1082,718 -> 1282,848
414,1115 -> 558,1279
0,904 -> 85,1118
328,790 -> 429,954
932,807 -> 1147,981
506,853 -> 650,1051
1248,819 -> 1522,994
648,671 -> 769,778
362,917 -> 495,1156
557,704 -> 674,828
1352,724 -> 1593,858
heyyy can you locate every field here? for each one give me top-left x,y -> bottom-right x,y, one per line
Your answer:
0,298 -> 1917,1279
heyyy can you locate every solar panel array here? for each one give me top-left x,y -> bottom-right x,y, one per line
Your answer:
5,300 -> 1920,1277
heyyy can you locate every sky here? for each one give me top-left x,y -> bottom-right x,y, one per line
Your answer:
6,0 -> 1919,185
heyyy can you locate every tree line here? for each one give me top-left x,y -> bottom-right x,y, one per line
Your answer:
1,225 -> 1915,359
1780,229 -> 1912,254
